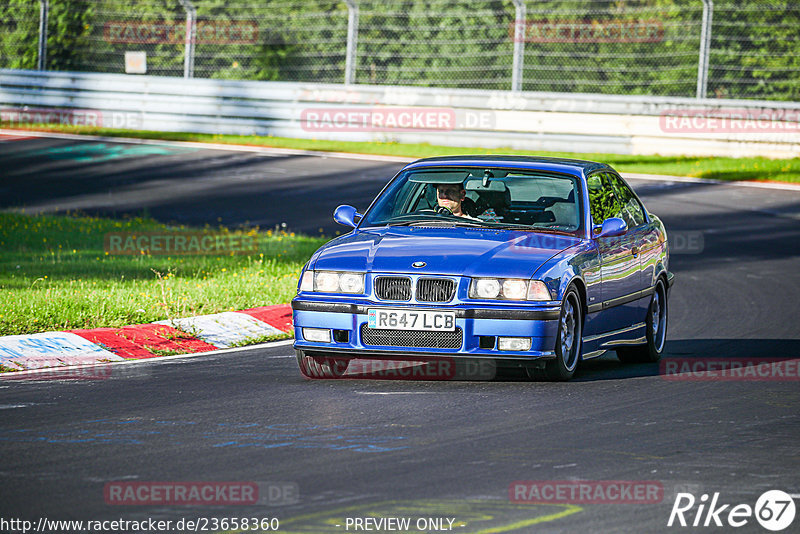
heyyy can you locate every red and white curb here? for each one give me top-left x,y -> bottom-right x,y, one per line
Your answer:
0,133 -> 38,142
0,304 -> 292,372
155,312 -> 281,349
0,332 -> 124,371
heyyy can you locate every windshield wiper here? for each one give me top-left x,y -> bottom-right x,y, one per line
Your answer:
409,220 -> 489,228
385,216 -> 440,226
383,213 -> 434,224
487,223 -> 575,235
385,213 -> 488,228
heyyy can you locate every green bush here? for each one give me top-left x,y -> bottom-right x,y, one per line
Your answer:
1,0 -> 797,100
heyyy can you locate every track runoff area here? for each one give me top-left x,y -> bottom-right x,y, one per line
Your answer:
0,133 -> 798,533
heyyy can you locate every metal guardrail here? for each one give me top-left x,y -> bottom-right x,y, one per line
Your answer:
1,69 -> 798,158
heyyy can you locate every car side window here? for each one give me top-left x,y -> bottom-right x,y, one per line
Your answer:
586,173 -> 623,227
607,174 -> 646,228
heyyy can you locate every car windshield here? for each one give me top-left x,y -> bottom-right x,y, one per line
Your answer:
361,167 -> 583,234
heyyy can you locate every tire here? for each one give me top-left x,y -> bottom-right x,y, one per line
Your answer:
296,350 -> 350,379
541,286 -> 583,381
617,278 -> 668,364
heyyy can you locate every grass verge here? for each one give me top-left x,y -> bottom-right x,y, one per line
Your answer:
6,123 -> 800,183
0,211 -> 326,336
228,333 -> 293,348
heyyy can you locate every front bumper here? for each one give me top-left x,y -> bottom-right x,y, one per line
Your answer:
292,297 -> 560,361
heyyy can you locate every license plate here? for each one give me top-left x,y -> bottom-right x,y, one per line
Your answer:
368,309 -> 455,331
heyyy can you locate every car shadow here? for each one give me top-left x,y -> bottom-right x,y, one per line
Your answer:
324,338 -> 800,382
570,338 -> 800,382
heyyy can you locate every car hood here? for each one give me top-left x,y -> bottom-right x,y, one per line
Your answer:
311,226 -> 581,279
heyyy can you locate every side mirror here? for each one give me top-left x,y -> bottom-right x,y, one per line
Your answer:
594,217 -> 627,238
333,205 -> 361,228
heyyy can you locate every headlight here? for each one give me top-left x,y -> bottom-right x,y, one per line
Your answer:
469,278 -> 553,301
502,279 -> 527,300
298,270 -> 365,294
338,273 -> 365,293
315,271 -> 340,292
472,278 -> 501,299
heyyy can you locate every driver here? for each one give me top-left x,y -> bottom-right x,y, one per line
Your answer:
435,183 -> 478,219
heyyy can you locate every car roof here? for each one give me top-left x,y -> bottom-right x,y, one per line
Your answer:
402,155 -> 611,178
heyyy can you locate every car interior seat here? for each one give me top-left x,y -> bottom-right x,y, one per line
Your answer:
465,179 -> 511,219
543,189 -> 577,227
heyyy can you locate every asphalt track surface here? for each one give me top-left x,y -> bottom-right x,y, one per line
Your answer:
0,136 -> 399,235
1,136 -> 799,533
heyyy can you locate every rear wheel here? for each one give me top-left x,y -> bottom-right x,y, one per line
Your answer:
541,286 -> 583,381
296,350 -> 350,379
617,278 -> 668,363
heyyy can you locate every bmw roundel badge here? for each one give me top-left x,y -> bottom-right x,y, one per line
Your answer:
412,261 -> 426,268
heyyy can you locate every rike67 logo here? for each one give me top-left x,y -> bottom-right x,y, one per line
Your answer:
668,490 -> 796,531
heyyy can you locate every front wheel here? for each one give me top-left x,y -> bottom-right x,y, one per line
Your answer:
296,350 -> 350,379
617,278 -> 668,363
542,286 -> 583,381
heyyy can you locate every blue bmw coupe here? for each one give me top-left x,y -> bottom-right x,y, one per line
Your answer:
292,156 -> 674,380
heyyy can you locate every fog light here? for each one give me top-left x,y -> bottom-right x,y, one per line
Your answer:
303,328 -> 331,343
498,337 -> 532,351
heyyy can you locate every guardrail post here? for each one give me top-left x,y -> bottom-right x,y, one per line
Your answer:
179,0 -> 196,78
37,0 -> 49,71
696,0 -> 713,99
344,0 -> 359,85
511,0 -> 526,92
